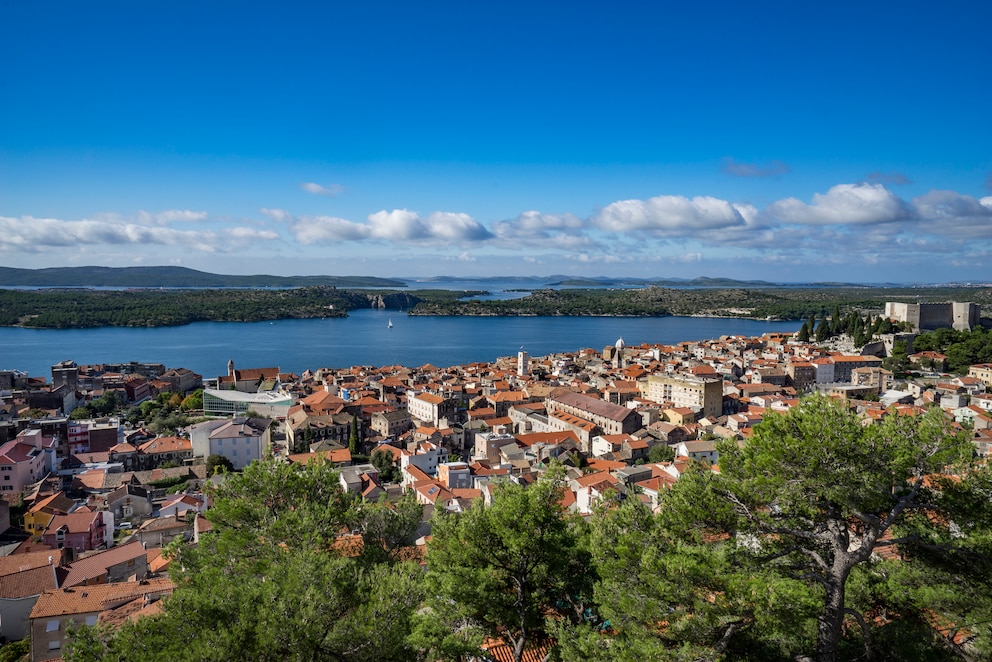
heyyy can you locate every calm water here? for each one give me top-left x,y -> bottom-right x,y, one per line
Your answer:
0,309 -> 799,381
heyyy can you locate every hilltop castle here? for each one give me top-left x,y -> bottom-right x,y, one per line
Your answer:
884,301 -> 980,332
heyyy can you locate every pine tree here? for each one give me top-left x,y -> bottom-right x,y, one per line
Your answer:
797,321 -> 811,343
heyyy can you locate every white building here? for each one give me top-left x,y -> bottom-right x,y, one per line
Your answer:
190,417 -> 271,470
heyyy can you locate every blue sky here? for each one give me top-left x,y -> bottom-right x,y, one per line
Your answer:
1,1 -> 990,283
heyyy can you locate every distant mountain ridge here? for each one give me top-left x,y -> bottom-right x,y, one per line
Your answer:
1,267 -> 974,289
519,276 -> 870,288
0,266 -> 406,288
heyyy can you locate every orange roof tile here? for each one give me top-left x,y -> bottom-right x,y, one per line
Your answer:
30,578 -> 175,619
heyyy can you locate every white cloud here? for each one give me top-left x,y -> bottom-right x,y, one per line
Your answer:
227,227 -> 280,240
905,190 -> 992,240
291,215 -> 370,244
367,209 -> 429,241
593,195 -> 755,236
146,209 -> 209,224
765,183 -> 912,225
0,215 -> 276,253
425,212 -> 493,241
300,182 -> 345,197
492,210 -> 585,240
260,208 -> 293,223
287,209 -> 492,245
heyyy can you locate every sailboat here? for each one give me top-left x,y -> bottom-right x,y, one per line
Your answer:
388,318 -> 393,329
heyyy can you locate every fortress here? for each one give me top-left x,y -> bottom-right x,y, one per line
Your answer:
884,301 -> 980,332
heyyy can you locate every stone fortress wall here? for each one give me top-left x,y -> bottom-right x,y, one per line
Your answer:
884,302 -> 980,332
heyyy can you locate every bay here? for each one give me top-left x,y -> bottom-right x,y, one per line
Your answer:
0,309 -> 799,381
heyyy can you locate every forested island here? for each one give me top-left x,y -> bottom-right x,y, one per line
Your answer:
410,285 -> 992,319
1,269 -> 990,329
0,288 -> 463,328
1,284 -> 991,329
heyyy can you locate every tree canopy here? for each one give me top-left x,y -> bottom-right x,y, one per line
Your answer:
64,458 -> 425,662
574,398 -> 992,661
61,399 -> 992,662
414,466 -> 593,662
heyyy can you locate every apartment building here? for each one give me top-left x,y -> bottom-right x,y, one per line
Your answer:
643,374 -> 723,419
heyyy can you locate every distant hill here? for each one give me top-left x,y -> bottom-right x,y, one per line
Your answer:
551,276 -> 787,287
413,275 -> 569,284
0,266 -> 406,289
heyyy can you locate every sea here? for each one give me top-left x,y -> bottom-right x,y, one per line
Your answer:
0,279 -> 800,380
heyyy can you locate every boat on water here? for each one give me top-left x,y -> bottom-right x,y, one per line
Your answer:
388,319 -> 393,329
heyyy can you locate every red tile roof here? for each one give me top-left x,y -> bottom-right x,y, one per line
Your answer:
61,541 -> 147,588
30,577 -> 175,619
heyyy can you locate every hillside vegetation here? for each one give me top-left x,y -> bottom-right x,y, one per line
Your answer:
2,283 -> 990,328
411,285 -> 992,320
0,288 -> 464,328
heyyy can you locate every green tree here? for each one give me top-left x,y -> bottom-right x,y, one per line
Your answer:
89,390 -> 122,416
814,318 -> 831,342
205,453 -> 235,476
414,467 -> 592,662
796,321 -> 811,343
647,442 -> 676,463
64,458 -> 426,662
349,414 -> 360,455
0,638 -> 29,662
69,405 -> 93,420
370,447 -> 400,483
852,325 -> 867,347
672,397 -> 985,661
352,492 -> 423,565
555,485 -> 760,661
180,389 -> 203,411
884,339 -> 910,375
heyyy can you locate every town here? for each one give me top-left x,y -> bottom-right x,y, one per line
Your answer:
0,301 -> 990,661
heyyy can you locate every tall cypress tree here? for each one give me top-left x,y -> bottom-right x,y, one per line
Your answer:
349,415 -> 360,455
815,318 -> 830,342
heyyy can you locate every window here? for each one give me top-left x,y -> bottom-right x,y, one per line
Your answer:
85,615 -> 98,626
49,640 -> 62,651
46,620 -> 60,632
